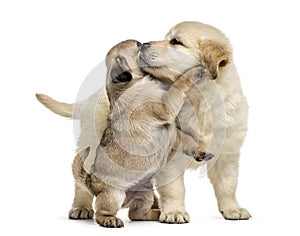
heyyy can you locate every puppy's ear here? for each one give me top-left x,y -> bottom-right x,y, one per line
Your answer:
199,40 -> 231,80
110,69 -> 132,83
110,56 -> 133,83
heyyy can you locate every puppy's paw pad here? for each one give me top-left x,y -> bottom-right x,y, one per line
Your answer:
96,216 -> 124,228
69,207 -> 94,220
159,211 -> 190,224
221,208 -> 251,220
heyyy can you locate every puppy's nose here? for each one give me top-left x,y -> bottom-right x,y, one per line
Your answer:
136,41 -> 141,47
140,42 -> 150,51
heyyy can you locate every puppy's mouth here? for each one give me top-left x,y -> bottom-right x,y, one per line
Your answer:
138,52 -> 149,66
138,52 -> 161,70
139,51 -> 157,67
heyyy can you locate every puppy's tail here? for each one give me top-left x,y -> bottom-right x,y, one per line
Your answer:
35,93 -> 73,118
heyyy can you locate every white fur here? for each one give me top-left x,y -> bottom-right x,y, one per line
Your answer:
72,88 -> 110,172
140,21 -> 251,221
37,21 -> 251,222
168,22 -> 250,220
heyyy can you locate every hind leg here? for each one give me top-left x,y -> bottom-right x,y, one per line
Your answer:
128,190 -> 160,221
69,183 -> 94,219
94,187 -> 126,228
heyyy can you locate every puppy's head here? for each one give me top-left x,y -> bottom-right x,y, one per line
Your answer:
105,40 -> 145,105
138,21 -> 232,81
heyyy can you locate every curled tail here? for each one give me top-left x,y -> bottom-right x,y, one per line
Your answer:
36,93 -> 73,118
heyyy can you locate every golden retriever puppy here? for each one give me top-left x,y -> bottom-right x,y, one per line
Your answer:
138,21 -> 251,221
38,39 -> 213,228
36,21 -> 251,223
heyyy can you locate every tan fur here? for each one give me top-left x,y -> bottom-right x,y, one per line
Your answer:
36,21 -> 251,223
36,88 -> 110,173
40,40 -> 211,228
199,40 -> 231,80
89,40 -> 213,227
69,152 -> 94,220
36,93 -> 73,118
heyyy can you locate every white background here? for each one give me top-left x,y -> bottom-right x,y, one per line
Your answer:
1,0 -> 300,235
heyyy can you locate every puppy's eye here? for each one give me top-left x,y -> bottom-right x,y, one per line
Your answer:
170,38 -> 183,46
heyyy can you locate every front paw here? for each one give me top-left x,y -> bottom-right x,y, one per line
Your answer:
96,215 -> 124,228
220,208 -> 252,220
194,152 -> 214,162
159,211 -> 190,224
69,207 -> 94,220
185,147 -> 214,162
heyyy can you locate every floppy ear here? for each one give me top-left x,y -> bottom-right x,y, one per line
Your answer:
199,40 -> 231,80
110,56 -> 132,83
110,69 -> 132,83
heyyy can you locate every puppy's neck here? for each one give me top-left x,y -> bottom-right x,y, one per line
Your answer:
106,83 -> 131,109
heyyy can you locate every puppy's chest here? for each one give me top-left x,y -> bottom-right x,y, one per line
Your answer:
107,113 -> 177,168
110,79 -> 176,155
93,86 -> 177,189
